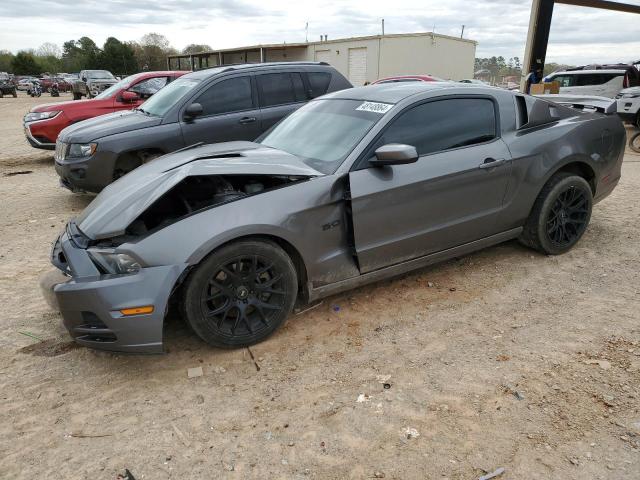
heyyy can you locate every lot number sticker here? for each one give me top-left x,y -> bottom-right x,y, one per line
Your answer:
356,102 -> 394,114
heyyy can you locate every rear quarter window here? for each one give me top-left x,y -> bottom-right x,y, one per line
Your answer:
306,72 -> 331,98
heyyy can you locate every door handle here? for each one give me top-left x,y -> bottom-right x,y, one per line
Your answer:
479,158 -> 506,169
239,116 -> 257,125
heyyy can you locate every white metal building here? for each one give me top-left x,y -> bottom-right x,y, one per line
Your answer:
168,32 -> 477,85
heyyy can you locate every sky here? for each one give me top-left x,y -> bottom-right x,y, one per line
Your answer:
1,0 -> 639,65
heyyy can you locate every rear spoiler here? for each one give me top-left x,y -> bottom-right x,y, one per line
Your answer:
536,94 -> 617,115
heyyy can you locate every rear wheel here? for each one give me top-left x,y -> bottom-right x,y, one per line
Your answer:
519,173 -> 593,255
181,240 -> 298,348
73,91 -> 81,100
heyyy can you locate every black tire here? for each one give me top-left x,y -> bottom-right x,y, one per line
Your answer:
0,91 -> 3,98
73,92 -> 81,100
630,131 -> 640,154
519,173 -> 593,255
181,240 -> 298,348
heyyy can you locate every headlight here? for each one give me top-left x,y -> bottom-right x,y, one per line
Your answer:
88,250 -> 141,275
67,143 -> 97,158
24,111 -> 60,122
622,93 -> 640,99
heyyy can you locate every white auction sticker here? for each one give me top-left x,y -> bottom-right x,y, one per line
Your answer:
356,101 -> 394,114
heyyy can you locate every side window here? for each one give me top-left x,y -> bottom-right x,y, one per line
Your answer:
130,77 -> 168,98
552,75 -> 576,87
307,72 -> 331,98
291,73 -> 307,102
257,73 -> 298,107
576,73 -> 622,86
195,77 -> 253,116
371,98 -> 496,158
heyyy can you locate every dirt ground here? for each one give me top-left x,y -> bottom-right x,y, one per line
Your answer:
1,94 -> 639,480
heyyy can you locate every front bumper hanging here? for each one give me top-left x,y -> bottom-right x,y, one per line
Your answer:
43,229 -> 187,353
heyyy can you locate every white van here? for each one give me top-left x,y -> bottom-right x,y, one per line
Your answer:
544,68 -> 636,99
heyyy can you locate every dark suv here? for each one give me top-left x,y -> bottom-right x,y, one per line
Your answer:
55,62 -> 352,192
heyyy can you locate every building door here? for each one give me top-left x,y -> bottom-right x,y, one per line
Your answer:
314,49 -> 331,63
348,47 -> 367,86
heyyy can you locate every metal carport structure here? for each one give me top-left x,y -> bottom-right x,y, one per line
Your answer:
522,0 -> 640,88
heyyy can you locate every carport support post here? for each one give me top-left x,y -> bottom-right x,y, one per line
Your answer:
521,0 -> 555,90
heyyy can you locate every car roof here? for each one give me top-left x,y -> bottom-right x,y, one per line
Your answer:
321,82 -> 493,103
133,70 -> 188,78
183,61 -> 332,80
551,70 -> 625,75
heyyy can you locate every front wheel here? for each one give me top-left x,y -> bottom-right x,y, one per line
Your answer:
181,240 -> 298,348
519,173 -> 593,255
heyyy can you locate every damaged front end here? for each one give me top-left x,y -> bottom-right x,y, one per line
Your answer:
125,174 -> 309,239
45,142 -> 322,353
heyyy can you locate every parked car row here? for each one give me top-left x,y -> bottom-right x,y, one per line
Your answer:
24,71 -> 187,149
46,63 -> 351,192
39,70 -> 626,353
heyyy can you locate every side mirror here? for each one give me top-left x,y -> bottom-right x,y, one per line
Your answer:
370,144 -> 419,167
184,103 -> 204,120
120,91 -> 139,102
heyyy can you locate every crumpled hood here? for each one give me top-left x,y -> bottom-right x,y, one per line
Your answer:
76,141 -> 323,240
58,110 -> 160,143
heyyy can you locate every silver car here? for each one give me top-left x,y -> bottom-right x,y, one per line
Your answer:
44,83 -> 626,353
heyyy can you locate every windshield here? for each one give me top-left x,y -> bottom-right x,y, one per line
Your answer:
140,77 -> 200,117
259,99 -> 388,174
88,71 -> 115,80
95,74 -> 139,99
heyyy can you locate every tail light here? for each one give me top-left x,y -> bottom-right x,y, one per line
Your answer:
623,73 -> 629,89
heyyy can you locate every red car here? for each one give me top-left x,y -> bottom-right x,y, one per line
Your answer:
24,71 -> 187,150
40,77 -> 73,93
372,74 -> 445,84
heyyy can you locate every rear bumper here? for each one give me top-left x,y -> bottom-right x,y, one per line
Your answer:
44,230 -> 187,353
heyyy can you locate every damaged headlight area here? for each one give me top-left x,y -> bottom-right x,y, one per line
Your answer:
24,111 -> 61,122
67,143 -> 97,159
88,249 -> 141,275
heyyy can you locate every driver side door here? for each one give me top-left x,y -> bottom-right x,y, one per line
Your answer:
180,75 -> 262,145
348,97 -> 512,273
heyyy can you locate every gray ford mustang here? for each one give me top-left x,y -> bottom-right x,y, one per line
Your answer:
44,83 -> 626,353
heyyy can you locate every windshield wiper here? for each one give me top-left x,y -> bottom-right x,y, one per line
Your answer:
134,107 -> 149,115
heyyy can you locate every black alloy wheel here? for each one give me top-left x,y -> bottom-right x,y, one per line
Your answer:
545,184 -> 590,248
182,240 -> 297,348
201,255 -> 286,337
520,173 -> 593,255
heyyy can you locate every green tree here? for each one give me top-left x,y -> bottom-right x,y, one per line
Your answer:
12,51 -> 42,75
0,50 -> 14,73
100,37 -> 136,75
61,37 -> 101,71
133,33 -> 175,70
182,44 -> 213,54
